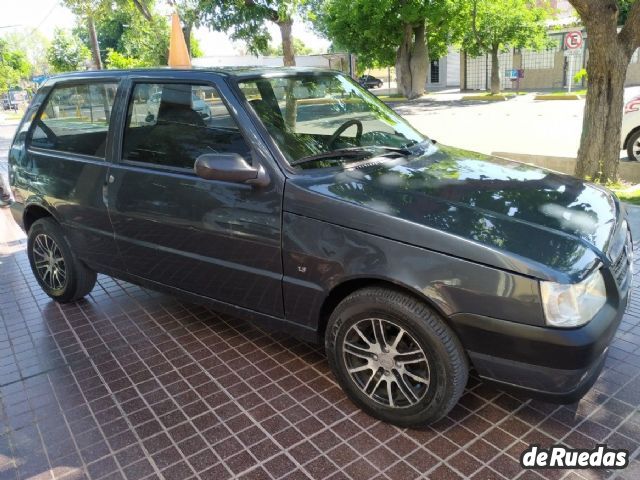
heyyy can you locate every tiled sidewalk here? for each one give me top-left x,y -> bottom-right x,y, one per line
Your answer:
1,211 -> 640,480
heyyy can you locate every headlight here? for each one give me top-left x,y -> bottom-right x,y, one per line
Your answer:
540,269 -> 607,328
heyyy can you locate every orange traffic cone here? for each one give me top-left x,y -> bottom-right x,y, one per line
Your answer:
168,12 -> 191,68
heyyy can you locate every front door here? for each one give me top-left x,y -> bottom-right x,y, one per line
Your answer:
106,79 -> 284,316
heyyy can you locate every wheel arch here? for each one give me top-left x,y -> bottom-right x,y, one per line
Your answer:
623,126 -> 640,150
317,276 -> 451,342
23,203 -> 57,233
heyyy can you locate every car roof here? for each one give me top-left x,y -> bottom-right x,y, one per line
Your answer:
43,67 -> 343,86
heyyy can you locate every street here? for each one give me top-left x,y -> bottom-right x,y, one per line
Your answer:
396,93 -> 585,159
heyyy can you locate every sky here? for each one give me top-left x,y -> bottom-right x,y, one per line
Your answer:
0,0 -> 331,57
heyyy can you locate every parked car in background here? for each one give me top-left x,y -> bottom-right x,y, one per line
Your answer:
2,95 -> 17,111
8,68 -> 633,427
623,87 -> 640,161
2,90 -> 28,111
358,74 -> 383,89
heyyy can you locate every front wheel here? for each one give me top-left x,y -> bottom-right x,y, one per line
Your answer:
27,218 -> 97,303
627,130 -> 640,162
325,287 -> 468,427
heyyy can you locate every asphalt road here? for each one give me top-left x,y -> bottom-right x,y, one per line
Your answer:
395,93 -> 586,159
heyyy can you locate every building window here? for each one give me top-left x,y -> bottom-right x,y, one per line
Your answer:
430,60 -> 440,84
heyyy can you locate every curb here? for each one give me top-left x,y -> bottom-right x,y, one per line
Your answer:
492,151 -> 640,183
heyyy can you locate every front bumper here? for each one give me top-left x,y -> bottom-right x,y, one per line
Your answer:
449,292 -> 628,403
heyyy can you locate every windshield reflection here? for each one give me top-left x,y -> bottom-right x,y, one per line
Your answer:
238,73 -> 425,167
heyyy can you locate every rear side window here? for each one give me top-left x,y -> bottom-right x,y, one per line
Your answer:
122,83 -> 251,170
31,82 -> 118,158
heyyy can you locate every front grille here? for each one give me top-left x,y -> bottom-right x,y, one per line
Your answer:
612,233 -> 632,286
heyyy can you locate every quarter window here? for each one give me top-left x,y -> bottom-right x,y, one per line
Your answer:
122,83 -> 251,170
31,83 -> 118,158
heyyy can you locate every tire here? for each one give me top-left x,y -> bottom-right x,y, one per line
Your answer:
627,130 -> 640,162
27,218 -> 97,303
325,287 -> 468,427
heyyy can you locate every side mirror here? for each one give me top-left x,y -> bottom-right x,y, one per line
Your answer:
194,153 -> 269,186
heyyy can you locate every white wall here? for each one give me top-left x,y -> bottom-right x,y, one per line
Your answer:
192,54 -> 348,69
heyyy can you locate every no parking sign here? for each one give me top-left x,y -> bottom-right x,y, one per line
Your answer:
565,31 -> 583,50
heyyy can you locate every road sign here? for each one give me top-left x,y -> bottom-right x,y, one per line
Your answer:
564,49 -> 582,57
505,69 -> 525,80
565,31 -> 583,50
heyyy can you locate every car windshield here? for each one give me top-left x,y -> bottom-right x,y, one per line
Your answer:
237,72 -> 426,168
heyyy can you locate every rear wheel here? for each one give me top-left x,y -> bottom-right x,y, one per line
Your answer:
325,287 -> 468,427
627,130 -> 640,161
27,218 -> 97,302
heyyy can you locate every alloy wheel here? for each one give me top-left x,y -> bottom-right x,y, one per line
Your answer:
342,318 -> 430,408
32,233 -> 67,290
633,138 -> 640,161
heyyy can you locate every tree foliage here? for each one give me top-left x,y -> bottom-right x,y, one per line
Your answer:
1,31 -> 50,76
267,37 -> 312,56
77,3 -> 171,66
462,0 -> 551,93
46,28 -> 91,73
199,0 -> 304,65
463,0 -> 550,56
314,0 -> 462,98
316,0 -> 462,67
0,38 -> 32,94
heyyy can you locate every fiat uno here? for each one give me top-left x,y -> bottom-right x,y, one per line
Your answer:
8,68 -> 633,426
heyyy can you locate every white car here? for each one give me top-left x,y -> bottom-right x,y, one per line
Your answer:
623,87 -> 640,161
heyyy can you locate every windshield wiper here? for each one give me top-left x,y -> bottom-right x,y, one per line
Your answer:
290,146 -> 411,167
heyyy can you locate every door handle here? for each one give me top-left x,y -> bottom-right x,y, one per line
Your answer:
107,174 -> 115,184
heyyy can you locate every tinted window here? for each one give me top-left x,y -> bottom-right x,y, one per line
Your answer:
122,83 -> 251,170
31,83 -> 118,158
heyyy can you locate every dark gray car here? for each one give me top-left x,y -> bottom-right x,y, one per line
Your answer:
7,68 -> 632,426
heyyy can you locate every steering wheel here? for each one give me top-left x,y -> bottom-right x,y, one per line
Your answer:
327,119 -> 363,148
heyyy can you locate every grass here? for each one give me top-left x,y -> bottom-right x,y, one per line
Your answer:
548,89 -> 587,96
462,93 -> 515,101
609,183 -> 640,206
376,95 -> 408,102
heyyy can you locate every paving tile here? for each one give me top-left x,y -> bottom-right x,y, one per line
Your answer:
1,214 -> 639,480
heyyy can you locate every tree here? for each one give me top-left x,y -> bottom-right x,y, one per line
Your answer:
171,0 -> 201,56
75,0 -> 196,67
62,0 -> 109,69
46,28 -> 91,73
199,0 -> 303,66
463,0 -> 550,94
315,0 -> 461,99
1,31 -> 51,75
267,37 -> 312,56
568,1 -> 640,182
0,39 -> 32,94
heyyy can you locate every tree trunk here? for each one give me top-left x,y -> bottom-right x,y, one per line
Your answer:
395,22 -> 428,100
575,44 -> 629,182
278,19 -> 295,67
182,23 -> 192,57
490,44 -> 500,94
568,0 -> 640,183
87,16 -> 102,70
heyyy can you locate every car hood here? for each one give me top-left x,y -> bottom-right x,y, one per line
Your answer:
284,144 -> 620,282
